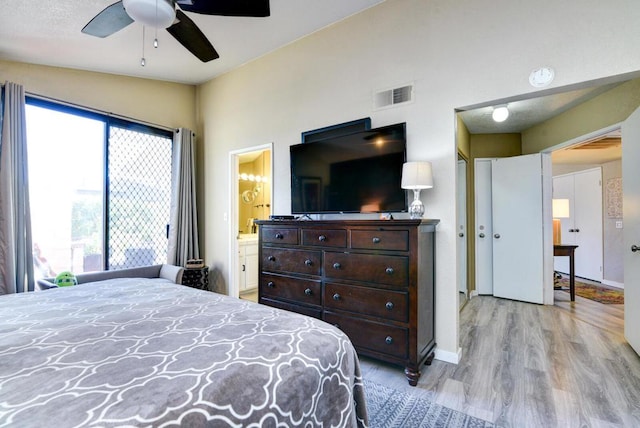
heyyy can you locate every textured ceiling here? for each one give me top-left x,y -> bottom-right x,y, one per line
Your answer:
458,82 -> 624,165
0,0 -> 385,85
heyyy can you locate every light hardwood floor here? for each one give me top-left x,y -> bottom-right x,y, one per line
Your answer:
359,291 -> 640,427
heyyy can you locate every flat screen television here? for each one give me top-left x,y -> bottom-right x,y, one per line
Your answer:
290,122 -> 407,214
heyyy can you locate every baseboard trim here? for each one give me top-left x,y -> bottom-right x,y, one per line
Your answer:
434,347 -> 462,364
602,280 -> 624,289
471,290 -> 479,297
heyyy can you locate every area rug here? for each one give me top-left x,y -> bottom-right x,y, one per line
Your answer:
556,277 -> 624,304
364,379 -> 494,428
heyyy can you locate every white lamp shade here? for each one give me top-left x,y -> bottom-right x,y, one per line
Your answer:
552,198 -> 570,218
123,0 -> 176,29
401,161 -> 434,190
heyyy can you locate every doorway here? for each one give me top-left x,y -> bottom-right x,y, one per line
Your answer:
228,143 -> 273,300
548,127 -> 623,289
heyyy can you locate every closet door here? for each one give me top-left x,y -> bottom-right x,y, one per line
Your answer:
457,159 -> 468,294
491,154 -> 550,304
552,169 -> 603,282
474,159 -> 494,295
573,169 -> 603,282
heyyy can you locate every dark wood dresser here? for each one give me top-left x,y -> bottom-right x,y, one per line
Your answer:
255,219 -> 439,385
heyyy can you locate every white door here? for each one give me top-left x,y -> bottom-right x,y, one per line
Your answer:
552,169 -> 603,281
474,158 -> 494,295
491,154 -> 551,304
573,169 -> 603,281
457,159 -> 467,294
622,107 -> 640,355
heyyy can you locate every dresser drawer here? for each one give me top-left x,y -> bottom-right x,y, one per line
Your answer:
324,311 -> 408,359
260,297 -> 322,320
260,274 -> 321,306
324,282 -> 408,322
262,248 -> 321,276
351,229 -> 409,251
261,227 -> 299,245
301,229 -> 347,248
324,252 -> 408,287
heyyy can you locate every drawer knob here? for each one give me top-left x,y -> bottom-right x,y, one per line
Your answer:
267,255 -> 275,262
275,233 -> 283,239
304,259 -> 313,266
333,262 -> 341,270
333,293 -> 341,301
385,336 -> 393,345
267,281 -> 275,288
385,267 -> 394,275
304,288 -> 312,296
385,301 -> 394,310
372,237 -> 381,244
318,235 -> 327,242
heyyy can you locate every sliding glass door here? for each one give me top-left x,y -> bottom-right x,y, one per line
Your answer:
26,100 -> 172,278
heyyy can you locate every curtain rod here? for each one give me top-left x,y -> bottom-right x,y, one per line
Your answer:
25,91 -> 174,133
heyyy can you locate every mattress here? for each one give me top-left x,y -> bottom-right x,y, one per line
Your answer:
0,278 -> 367,427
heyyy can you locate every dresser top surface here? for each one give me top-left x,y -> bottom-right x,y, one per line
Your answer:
255,219 -> 440,227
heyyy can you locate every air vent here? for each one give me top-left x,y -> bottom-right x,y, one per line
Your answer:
374,84 -> 414,109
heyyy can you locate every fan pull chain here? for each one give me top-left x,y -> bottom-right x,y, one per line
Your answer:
154,0 -> 159,48
141,26 -> 146,67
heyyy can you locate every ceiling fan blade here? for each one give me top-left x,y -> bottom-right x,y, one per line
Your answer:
81,1 -> 134,37
175,0 -> 270,17
166,10 -> 219,62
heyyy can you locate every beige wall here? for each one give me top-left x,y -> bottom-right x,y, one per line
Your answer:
0,60 -> 196,131
197,0 -> 640,360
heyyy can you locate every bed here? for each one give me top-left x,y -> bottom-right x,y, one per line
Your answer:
0,278 -> 368,427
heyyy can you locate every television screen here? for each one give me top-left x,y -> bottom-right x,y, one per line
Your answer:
290,123 -> 407,214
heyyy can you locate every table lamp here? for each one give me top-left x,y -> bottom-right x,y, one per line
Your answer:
552,198 -> 570,245
401,161 -> 434,219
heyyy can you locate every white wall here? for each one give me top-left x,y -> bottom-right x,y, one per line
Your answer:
197,0 -> 640,360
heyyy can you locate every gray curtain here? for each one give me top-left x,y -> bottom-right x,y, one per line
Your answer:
167,128 -> 200,266
0,82 -> 34,294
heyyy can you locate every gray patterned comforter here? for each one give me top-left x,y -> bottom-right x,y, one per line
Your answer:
0,278 -> 368,427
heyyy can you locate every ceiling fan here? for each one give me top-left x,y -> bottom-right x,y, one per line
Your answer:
82,0 -> 270,62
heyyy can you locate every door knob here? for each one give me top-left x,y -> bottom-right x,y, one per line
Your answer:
479,233 -> 485,238
632,245 -> 640,253
458,233 -> 464,237
494,233 -> 500,239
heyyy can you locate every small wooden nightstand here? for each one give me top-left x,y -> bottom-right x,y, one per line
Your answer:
182,266 -> 209,290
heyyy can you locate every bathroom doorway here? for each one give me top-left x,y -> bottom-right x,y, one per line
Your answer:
229,144 -> 272,300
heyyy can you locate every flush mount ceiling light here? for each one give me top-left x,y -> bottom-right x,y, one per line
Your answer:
123,0 -> 176,28
492,105 -> 509,122
529,66 -> 555,88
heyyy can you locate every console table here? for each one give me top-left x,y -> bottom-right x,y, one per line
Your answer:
554,245 -> 578,301
256,219 -> 439,386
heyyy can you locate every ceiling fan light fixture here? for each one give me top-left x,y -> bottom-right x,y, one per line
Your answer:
492,105 -> 509,122
123,0 -> 176,29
